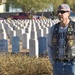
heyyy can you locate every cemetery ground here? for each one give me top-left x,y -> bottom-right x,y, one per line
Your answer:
0,18 -> 57,75
0,53 -> 52,75
0,36 -> 52,75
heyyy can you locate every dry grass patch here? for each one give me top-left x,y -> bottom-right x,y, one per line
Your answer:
0,53 -> 52,75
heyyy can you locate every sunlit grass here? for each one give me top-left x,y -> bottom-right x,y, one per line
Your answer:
0,53 -> 52,75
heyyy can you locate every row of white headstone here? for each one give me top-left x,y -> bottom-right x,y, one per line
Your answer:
0,19 -> 59,58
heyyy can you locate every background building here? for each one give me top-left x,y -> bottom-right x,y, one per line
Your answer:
0,0 -> 6,13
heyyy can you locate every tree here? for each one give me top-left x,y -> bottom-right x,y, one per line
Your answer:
6,0 -> 75,14
47,0 -> 63,15
6,0 -> 50,13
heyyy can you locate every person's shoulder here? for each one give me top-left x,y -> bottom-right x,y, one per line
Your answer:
72,21 -> 75,24
50,22 -> 60,32
70,20 -> 75,24
55,22 -> 60,26
51,22 -> 60,28
69,20 -> 75,27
